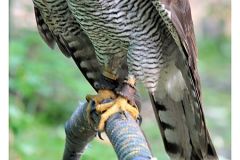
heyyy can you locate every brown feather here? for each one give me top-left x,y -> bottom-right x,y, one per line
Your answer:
159,0 -> 200,93
152,0 -> 218,159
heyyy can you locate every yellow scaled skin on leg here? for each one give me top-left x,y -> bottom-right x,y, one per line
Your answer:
86,89 -> 116,125
96,96 -> 139,131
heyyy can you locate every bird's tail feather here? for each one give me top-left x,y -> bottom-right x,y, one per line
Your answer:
149,93 -> 218,160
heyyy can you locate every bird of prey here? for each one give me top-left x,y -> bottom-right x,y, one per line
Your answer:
32,0 -> 218,159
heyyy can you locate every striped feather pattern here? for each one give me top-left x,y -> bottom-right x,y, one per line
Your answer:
33,0 -> 101,90
32,0 -> 218,159
67,0 -> 175,92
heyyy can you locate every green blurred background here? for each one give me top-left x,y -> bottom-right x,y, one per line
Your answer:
9,0 -> 231,160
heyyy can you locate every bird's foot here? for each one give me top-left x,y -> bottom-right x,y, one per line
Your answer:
96,96 -> 139,131
86,89 -> 117,127
96,75 -> 140,131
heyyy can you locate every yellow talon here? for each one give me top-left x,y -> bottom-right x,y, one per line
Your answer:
85,89 -> 117,126
85,89 -> 139,131
97,96 -> 139,131
96,101 -> 115,113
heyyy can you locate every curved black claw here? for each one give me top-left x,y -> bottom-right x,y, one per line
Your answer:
137,114 -> 142,125
97,131 -> 104,140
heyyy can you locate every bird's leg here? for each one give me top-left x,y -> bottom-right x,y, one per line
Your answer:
96,75 -> 140,131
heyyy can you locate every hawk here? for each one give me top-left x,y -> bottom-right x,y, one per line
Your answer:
32,0 -> 218,159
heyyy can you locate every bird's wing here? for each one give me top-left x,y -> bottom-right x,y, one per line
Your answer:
152,0 -> 200,91
149,0 -> 218,159
33,2 -> 101,90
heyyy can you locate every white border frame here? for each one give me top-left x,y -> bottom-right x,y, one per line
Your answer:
0,0 -> 9,160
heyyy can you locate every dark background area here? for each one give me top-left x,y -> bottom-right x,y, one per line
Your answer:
9,0 -> 231,159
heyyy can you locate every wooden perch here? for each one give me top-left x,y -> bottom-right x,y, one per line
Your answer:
62,100 -> 155,160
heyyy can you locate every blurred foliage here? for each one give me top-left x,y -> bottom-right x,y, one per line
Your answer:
9,30 -> 95,125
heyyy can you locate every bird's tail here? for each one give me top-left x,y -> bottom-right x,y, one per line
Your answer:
149,93 -> 218,160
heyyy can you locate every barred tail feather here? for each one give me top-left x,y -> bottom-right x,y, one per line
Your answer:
149,93 -> 218,160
